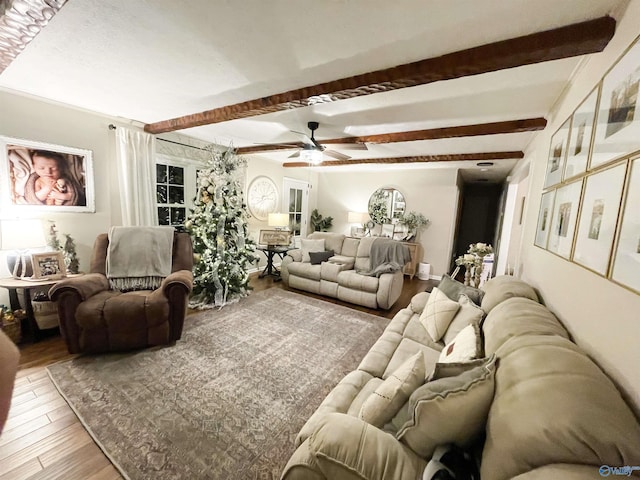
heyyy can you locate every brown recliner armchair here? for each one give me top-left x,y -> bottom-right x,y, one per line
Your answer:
49,231 -> 193,354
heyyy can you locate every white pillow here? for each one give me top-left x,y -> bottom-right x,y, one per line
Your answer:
301,239 -> 325,263
359,351 -> 425,428
419,287 -> 460,342
438,323 -> 482,363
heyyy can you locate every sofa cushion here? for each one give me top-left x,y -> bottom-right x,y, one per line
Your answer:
481,335 -> 640,480
308,232 -> 346,255
438,323 -> 482,363
420,288 -> 460,342
443,294 -> 484,346
301,239 -> 325,263
359,351 -> 425,428
382,338 -> 441,379
309,250 -> 334,265
326,255 -> 355,269
287,262 -> 322,281
396,354 -> 497,458
319,261 -> 350,283
430,357 -> 489,381
341,237 -> 360,257
438,274 -> 484,305
480,275 -> 539,313
337,270 -> 379,293
483,297 -> 569,356
409,291 -> 430,315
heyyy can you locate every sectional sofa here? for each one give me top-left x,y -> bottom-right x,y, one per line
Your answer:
280,232 -> 407,310
281,275 -> 640,479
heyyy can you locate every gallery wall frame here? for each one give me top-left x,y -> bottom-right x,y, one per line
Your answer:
534,190 -> 556,248
0,136 -> 95,213
547,179 -> 583,259
543,118 -> 571,189
565,86 -> 599,181
610,156 -> 640,294
573,162 -> 627,276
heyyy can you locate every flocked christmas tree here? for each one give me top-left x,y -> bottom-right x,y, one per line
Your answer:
185,146 -> 258,309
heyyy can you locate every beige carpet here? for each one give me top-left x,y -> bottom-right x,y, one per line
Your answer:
47,289 -> 389,480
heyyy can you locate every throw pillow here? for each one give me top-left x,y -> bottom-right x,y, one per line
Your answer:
309,250 -> 334,265
438,323 -> 482,364
438,274 -> 484,305
430,357 -> 488,381
359,351 -> 425,428
396,355 -> 497,458
420,288 -> 461,343
301,239 -> 325,263
442,294 -> 484,346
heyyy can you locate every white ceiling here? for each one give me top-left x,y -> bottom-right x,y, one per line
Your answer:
0,0 -> 627,180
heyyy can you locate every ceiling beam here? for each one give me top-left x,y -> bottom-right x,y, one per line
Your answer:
145,17 -> 614,134
283,151 -> 524,168
235,117 -> 547,154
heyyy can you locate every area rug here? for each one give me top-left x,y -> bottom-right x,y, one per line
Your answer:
47,289 -> 389,480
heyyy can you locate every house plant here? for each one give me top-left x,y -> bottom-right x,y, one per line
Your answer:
398,211 -> 429,241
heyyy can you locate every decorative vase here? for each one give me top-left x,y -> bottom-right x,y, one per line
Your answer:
464,267 -> 471,286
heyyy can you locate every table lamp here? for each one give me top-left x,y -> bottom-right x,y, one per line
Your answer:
1,219 -> 46,279
347,211 -> 369,237
268,213 -> 289,230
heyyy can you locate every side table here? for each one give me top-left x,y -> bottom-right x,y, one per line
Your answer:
0,276 -> 71,342
257,245 -> 293,281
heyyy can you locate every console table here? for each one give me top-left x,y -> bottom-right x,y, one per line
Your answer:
257,246 -> 293,280
401,241 -> 423,279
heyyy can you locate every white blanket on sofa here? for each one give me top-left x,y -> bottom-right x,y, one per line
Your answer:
106,226 -> 175,291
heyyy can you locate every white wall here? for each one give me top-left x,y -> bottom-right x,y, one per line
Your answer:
315,168 -> 459,277
518,0 -> 640,413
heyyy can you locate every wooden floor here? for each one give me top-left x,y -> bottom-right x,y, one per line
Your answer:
0,274 -> 435,479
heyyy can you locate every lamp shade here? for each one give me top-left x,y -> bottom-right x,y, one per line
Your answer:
268,213 -> 289,228
348,212 -> 369,224
0,219 -> 46,250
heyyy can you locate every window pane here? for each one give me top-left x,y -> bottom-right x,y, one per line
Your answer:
169,186 -> 184,204
157,185 -> 167,204
296,189 -> 302,210
289,189 -> 296,211
169,166 -> 184,185
158,207 -> 170,225
171,208 -> 186,225
156,164 -> 167,183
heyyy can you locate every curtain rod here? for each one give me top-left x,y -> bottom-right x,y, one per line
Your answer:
108,124 -> 210,151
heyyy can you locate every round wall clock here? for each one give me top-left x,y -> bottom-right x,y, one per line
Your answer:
247,176 -> 278,221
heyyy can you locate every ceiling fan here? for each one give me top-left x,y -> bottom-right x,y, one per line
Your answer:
287,121 -> 367,163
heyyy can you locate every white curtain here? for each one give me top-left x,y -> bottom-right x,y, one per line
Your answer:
114,128 -> 158,226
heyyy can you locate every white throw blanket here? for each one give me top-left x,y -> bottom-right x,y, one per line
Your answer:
106,226 -> 175,291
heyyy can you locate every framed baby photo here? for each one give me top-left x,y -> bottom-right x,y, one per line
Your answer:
0,136 -> 95,213
31,251 -> 66,280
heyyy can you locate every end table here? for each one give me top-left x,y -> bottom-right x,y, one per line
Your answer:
257,245 -> 293,281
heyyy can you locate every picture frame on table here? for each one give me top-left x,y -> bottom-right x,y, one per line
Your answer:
543,118 -> 571,188
0,136 -> 95,213
380,223 -> 395,238
547,179 -> 583,259
31,251 -> 66,280
258,229 -> 291,247
573,163 -> 627,276
611,157 -> 640,293
565,87 -> 599,180
534,190 -> 556,249
591,36 -> 640,169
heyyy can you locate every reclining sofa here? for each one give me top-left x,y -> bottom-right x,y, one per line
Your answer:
281,275 -> 640,479
280,232 -> 406,310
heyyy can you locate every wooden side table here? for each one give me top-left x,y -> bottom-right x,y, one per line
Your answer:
257,246 -> 293,280
401,242 -> 423,279
0,276 -> 68,342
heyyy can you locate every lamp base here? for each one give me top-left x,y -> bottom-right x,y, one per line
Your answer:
6,252 -> 33,279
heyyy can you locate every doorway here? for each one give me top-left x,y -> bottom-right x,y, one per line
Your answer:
283,178 -> 309,246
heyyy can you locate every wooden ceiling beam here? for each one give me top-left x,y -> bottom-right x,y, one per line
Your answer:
235,117 -> 547,154
144,17 -> 614,134
283,151 -> 524,168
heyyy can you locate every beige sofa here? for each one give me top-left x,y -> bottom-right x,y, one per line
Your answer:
280,232 -> 405,310
281,275 -> 640,479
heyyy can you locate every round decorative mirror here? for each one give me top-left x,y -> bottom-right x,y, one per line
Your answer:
368,187 -> 405,224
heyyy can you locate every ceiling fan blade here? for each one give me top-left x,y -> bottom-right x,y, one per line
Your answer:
323,149 -> 351,161
288,151 -> 301,158
327,143 -> 368,151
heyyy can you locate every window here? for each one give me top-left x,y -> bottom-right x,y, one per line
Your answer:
155,156 -> 199,229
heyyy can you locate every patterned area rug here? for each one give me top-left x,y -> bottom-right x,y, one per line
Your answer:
47,289 -> 389,480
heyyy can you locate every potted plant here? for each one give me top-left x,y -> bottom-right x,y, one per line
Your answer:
398,211 -> 429,241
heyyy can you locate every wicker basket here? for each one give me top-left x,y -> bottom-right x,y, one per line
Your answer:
32,300 -> 59,330
0,318 -> 21,344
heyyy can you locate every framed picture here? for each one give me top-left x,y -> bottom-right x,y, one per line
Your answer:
534,190 -> 556,248
591,36 -> 640,169
543,118 -> 571,188
611,157 -> 640,293
565,87 -> 598,180
258,229 -> 291,246
573,163 -> 626,275
547,179 -> 583,258
31,251 -> 66,280
380,223 -> 395,238
0,136 -> 95,212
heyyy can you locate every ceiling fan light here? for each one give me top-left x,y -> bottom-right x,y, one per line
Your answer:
300,149 -> 323,165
